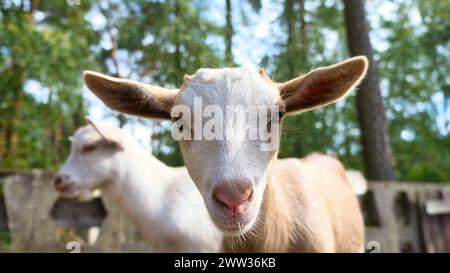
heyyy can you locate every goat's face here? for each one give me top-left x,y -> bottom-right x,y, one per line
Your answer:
173,68 -> 282,234
54,123 -> 123,201
83,57 -> 368,234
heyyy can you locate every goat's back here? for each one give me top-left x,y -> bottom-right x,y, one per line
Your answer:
273,154 -> 364,252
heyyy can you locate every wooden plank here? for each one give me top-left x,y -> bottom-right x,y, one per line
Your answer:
3,172 -> 62,252
441,189 -> 450,252
426,199 -> 450,215
419,189 -> 447,252
443,215 -> 450,252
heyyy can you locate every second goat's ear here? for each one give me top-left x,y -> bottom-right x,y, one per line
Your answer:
278,56 -> 368,115
85,117 -> 123,150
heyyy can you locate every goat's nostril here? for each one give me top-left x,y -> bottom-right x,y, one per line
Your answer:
54,176 -> 62,186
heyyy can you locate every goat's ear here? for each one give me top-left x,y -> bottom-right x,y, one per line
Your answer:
85,117 -> 123,149
278,56 -> 368,115
83,71 -> 178,120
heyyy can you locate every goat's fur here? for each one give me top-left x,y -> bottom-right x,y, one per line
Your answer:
57,124 -> 222,252
222,155 -> 364,252
83,57 -> 369,253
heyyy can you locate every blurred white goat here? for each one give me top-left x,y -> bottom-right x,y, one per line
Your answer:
54,119 -> 222,252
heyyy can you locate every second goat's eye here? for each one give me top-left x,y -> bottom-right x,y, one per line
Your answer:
81,144 -> 96,154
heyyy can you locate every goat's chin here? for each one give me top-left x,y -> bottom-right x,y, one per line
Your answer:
58,189 -> 95,202
207,206 -> 257,236
77,190 -> 95,202
217,222 -> 254,237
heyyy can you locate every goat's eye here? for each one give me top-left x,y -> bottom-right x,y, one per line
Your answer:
279,111 -> 285,120
81,144 -> 96,154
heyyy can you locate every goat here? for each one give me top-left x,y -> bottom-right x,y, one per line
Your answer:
54,119 -> 222,252
82,57 -> 368,252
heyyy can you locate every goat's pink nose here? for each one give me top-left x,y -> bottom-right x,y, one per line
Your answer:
213,184 -> 253,212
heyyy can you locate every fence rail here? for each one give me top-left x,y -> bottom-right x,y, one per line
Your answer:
0,171 -> 449,252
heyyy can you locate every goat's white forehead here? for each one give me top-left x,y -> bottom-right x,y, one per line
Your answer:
180,67 -> 279,106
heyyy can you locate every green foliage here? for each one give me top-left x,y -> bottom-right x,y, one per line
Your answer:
0,0 -> 98,170
265,0 -> 449,182
263,0 -> 361,172
108,0 -> 223,166
0,0 -> 447,182
377,0 -> 450,182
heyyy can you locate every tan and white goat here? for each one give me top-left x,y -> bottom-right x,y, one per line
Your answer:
82,57 -> 368,252
54,120 -> 221,252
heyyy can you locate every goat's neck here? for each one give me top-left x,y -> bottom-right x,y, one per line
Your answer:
103,142 -> 174,241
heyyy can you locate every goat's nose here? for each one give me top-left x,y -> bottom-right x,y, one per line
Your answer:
54,175 -> 63,187
54,174 -> 72,192
213,183 -> 253,212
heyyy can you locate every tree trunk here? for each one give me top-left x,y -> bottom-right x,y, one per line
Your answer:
343,0 -> 395,180
225,0 -> 233,66
284,0 -> 296,78
7,63 -> 24,159
299,0 -> 306,50
72,98 -> 85,129
5,2 -> 39,161
53,106 -> 63,165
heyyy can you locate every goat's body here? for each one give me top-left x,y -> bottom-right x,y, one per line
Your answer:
93,130 -> 221,252
223,154 -> 364,253
82,57 -> 369,253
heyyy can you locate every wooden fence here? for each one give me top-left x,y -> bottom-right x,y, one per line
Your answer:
0,171 -> 150,252
361,181 -> 450,252
0,170 -> 449,253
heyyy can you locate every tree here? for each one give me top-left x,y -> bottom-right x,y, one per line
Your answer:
343,0 -> 395,180
225,0 -> 233,66
98,2 -> 128,128
0,0 -> 98,168
224,0 -> 261,66
114,0 -> 223,166
377,0 -> 450,182
263,0 -> 359,168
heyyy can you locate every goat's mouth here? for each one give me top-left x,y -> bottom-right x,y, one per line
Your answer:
209,200 -> 254,235
217,222 -> 252,236
55,182 -> 76,195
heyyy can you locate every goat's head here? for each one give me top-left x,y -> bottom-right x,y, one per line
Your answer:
83,57 -> 368,234
54,119 -> 124,201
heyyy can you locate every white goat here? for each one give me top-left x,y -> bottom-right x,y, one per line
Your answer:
82,57 -> 368,252
54,120 -> 222,252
